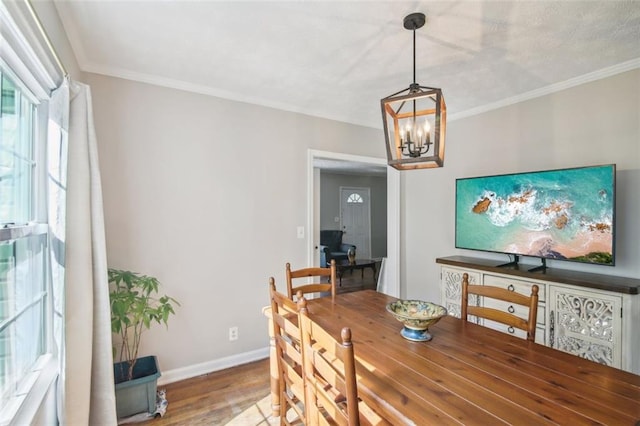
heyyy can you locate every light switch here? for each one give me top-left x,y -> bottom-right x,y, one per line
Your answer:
297,226 -> 304,239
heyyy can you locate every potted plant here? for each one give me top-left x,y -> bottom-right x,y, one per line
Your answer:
109,268 -> 179,418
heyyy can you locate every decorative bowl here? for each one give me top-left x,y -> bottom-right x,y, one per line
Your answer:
386,300 -> 447,342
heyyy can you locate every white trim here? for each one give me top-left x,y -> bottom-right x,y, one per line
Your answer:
2,355 -> 58,426
0,1 -> 59,98
307,152 -> 316,267
385,167 -> 401,298
75,53 -> 640,129
157,347 -> 269,386
312,167 -> 321,266
0,50 -> 45,102
79,62 -> 380,129
450,58 -> 640,122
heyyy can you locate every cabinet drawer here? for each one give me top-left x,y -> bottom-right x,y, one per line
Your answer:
484,319 -> 546,345
484,274 -> 545,302
483,298 -> 546,326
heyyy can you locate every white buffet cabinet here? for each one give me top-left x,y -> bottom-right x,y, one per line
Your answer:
437,256 -> 640,374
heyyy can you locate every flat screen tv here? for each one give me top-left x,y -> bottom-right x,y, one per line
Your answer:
455,164 -> 615,270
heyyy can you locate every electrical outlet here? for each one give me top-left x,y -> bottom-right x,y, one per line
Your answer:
229,326 -> 239,341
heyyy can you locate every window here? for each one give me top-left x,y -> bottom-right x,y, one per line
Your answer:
347,193 -> 364,204
0,2 -> 65,423
0,66 -> 50,421
1,73 -> 35,223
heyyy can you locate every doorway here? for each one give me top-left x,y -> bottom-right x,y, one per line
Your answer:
307,150 -> 400,297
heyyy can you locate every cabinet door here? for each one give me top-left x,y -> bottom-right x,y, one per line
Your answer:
441,267 -> 480,319
549,285 -> 622,368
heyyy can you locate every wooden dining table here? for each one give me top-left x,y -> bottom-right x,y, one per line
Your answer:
266,289 -> 640,425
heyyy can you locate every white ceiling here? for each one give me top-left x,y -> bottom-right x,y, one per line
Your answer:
53,0 -> 640,131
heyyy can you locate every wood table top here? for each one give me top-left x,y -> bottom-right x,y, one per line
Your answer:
306,290 -> 640,425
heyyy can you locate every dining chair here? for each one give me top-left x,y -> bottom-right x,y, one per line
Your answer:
269,278 -> 307,425
286,259 -> 337,300
298,298 -> 390,426
461,272 -> 539,341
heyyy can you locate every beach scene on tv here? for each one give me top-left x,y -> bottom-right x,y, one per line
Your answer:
455,165 -> 615,266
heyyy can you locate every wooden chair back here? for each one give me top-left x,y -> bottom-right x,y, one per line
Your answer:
298,298 -> 359,425
286,259 -> 336,300
461,273 -> 539,341
269,278 -> 306,425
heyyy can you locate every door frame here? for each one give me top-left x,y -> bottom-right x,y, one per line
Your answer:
307,149 -> 400,297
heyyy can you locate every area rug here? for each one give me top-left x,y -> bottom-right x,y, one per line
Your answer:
224,394 -> 276,425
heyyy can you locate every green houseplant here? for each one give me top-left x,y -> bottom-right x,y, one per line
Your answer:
108,268 -> 179,417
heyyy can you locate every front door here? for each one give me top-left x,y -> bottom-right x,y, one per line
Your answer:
340,187 -> 371,259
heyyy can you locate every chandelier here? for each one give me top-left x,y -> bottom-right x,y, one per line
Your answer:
381,12 -> 446,170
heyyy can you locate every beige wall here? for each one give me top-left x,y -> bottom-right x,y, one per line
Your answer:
35,1 -> 640,379
90,69 -> 639,378
403,69 -> 640,302
87,73 -> 384,373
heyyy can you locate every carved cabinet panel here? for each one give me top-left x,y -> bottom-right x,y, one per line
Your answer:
549,285 -> 622,368
441,267 -> 480,320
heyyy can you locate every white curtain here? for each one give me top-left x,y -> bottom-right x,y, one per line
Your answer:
50,79 -> 117,424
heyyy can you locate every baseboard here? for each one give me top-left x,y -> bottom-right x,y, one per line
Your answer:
157,347 -> 269,386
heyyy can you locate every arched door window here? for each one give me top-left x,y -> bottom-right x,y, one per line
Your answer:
347,193 -> 364,204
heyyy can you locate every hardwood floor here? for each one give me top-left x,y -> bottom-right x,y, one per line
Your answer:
143,359 -> 272,425
335,260 -> 380,294
140,265 -> 379,425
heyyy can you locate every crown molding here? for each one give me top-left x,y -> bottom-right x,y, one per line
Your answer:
82,56 -> 640,128
449,58 -> 640,122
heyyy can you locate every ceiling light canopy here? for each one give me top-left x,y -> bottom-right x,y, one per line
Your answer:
381,12 -> 446,171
